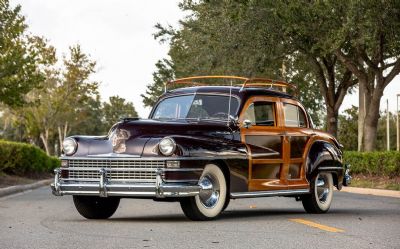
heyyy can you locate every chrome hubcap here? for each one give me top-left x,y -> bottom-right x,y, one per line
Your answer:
198,175 -> 220,209
316,175 -> 330,203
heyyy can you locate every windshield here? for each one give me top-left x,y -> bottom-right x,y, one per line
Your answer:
151,94 -> 239,121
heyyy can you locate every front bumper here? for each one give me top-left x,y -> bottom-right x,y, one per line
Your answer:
51,168 -> 202,198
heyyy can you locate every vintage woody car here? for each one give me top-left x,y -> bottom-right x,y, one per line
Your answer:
51,76 -> 351,221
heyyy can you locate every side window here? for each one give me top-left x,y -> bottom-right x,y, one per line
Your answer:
243,102 -> 275,126
283,103 -> 307,128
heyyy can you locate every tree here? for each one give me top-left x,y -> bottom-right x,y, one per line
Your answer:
338,106 -> 398,151
273,0 -> 358,136
102,96 -> 138,129
141,59 -> 174,108
55,45 -> 100,149
71,95 -> 104,136
145,1 -> 357,135
7,44 -> 102,155
0,0 -> 49,107
376,111 -> 397,151
338,106 -> 358,151
1,36 -> 58,154
324,0 -> 400,151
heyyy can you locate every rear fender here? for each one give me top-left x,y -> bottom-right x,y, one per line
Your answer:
306,141 -> 344,189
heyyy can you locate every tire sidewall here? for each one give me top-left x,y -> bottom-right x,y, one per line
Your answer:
194,164 -> 227,218
73,196 -> 120,219
313,172 -> 333,212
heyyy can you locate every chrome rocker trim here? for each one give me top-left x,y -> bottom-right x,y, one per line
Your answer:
230,189 -> 310,199
51,168 -> 202,198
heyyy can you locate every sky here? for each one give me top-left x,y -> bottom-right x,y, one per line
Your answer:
12,0 -> 400,118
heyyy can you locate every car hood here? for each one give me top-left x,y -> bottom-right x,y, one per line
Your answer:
70,119 -> 238,157
117,119 -> 237,138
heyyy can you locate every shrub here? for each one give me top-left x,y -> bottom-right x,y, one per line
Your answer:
344,151 -> 400,177
0,140 -> 60,175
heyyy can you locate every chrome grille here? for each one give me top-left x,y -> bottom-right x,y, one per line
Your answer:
64,159 -> 165,182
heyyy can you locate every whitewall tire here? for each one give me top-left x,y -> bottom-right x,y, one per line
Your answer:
302,172 -> 333,213
180,164 -> 227,220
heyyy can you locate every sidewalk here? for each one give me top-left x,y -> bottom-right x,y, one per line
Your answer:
341,186 -> 400,198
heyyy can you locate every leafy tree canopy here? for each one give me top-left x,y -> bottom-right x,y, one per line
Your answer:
102,96 -> 138,129
0,0 -> 52,108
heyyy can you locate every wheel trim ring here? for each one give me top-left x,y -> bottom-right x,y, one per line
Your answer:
315,174 -> 330,204
198,174 -> 220,209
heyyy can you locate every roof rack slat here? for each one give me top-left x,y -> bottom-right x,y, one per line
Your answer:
164,75 -> 296,94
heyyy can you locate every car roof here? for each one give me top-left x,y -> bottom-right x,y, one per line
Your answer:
165,86 -> 295,100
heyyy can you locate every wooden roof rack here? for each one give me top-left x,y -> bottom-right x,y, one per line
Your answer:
241,78 -> 297,93
165,75 -> 297,94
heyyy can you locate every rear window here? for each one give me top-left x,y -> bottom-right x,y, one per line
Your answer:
283,103 -> 307,127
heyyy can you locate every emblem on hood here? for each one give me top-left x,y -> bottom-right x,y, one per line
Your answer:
110,128 -> 131,153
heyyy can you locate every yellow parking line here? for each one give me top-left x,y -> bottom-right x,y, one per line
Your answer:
289,218 -> 345,233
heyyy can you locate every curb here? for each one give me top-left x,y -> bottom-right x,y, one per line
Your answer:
0,179 -> 52,198
341,186 -> 400,198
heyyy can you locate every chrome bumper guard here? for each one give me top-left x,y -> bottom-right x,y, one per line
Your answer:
51,168 -> 201,198
343,164 -> 352,186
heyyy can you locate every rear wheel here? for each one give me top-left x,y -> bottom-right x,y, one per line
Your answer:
302,172 -> 333,213
180,164 -> 227,221
73,196 -> 120,219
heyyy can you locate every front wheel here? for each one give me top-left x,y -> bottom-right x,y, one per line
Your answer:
302,172 -> 333,213
180,164 -> 227,221
73,196 -> 120,219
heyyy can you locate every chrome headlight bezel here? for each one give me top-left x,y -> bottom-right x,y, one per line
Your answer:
62,137 -> 78,156
158,137 -> 176,156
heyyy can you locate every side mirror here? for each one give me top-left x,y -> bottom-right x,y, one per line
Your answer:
230,116 -> 239,125
243,119 -> 252,129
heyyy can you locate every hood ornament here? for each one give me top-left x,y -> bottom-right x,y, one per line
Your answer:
110,128 -> 130,153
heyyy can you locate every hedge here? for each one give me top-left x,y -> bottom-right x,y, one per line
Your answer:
0,140 -> 60,175
344,151 -> 400,177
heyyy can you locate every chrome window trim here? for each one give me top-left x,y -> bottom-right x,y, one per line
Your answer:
149,92 -> 241,120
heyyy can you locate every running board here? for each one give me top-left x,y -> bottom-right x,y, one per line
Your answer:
230,189 -> 310,199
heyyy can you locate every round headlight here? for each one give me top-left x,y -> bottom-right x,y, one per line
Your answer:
159,137 -> 176,156
62,137 -> 77,156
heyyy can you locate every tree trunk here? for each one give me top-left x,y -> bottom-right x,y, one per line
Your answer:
40,129 -> 50,156
326,106 -> 338,137
57,126 -> 63,153
64,121 -> 68,140
58,121 -> 69,150
357,82 -> 366,151
363,105 -> 380,151
363,85 -> 384,151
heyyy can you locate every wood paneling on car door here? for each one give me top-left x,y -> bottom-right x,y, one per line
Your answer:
240,96 -> 288,191
281,99 -> 312,190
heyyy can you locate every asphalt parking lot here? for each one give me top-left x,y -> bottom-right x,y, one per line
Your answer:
1,186 -> 399,249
